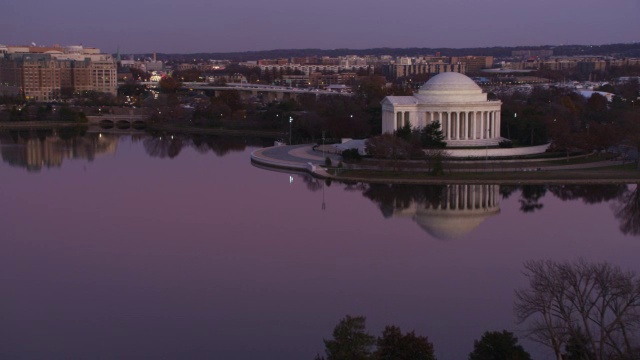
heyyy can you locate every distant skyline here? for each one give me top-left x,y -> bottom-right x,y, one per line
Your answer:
1,0 -> 638,54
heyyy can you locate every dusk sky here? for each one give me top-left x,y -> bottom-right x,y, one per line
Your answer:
1,0 -> 639,54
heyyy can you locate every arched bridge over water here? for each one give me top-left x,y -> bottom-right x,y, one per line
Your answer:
87,115 -> 148,129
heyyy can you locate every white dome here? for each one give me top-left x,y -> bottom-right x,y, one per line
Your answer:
416,72 -> 486,103
420,72 -> 481,92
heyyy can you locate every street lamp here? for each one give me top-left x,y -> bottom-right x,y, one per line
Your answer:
289,116 -> 293,144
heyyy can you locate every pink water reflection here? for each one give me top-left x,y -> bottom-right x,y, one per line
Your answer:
1,134 -> 638,360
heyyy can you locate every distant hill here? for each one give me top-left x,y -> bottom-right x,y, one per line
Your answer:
134,43 -> 640,62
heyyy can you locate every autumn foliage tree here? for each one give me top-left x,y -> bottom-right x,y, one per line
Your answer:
158,76 -> 181,93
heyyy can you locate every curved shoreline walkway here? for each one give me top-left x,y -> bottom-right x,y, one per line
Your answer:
251,144 -> 339,178
251,144 -> 639,184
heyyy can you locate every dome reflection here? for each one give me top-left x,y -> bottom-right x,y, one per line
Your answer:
363,184 -> 500,240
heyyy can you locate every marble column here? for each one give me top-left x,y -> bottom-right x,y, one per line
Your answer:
443,112 -> 449,140
492,111 -> 496,138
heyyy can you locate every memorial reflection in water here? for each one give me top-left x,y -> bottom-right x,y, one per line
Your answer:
407,184 -> 499,240
343,180 -> 639,239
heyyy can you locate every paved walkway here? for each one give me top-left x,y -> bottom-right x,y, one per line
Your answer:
255,144 -> 340,164
251,144 -> 340,178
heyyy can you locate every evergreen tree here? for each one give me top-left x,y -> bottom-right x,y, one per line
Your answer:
468,330 -> 532,360
323,315 -> 375,360
420,121 -> 447,148
394,122 -> 412,141
374,325 -> 436,360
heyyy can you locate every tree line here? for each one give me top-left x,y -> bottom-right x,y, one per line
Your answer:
316,258 -> 640,360
315,315 -> 530,360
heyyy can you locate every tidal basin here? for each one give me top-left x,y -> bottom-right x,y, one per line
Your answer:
1,130 -> 639,360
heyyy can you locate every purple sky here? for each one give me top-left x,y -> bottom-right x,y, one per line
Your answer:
1,0 -> 639,54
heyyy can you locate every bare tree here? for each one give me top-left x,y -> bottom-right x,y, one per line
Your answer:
614,184 -> 640,236
515,259 -> 640,360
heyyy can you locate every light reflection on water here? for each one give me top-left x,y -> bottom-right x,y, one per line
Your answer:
1,130 -> 639,360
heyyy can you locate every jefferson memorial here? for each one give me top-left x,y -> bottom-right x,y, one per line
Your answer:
381,72 -> 503,146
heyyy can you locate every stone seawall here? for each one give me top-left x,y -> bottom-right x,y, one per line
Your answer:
445,143 -> 550,158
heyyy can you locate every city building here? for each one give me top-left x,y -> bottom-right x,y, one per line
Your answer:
381,72 -> 503,146
451,56 -> 494,73
309,72 -> 356,88
384,62 -> 466,79
382,56 -> 468,79
205,73 -> 248,84
258,63 -> 370,76
0,45 -> 117,101
281,74 -> 310,87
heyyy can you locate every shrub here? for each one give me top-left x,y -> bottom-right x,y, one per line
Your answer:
342,148 -> 362,162
499,140 -> 513,148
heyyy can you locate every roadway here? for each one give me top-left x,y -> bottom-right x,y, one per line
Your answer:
139,82 -> 353,96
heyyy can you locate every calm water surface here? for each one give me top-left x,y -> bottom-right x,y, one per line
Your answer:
1,130 -> 639,360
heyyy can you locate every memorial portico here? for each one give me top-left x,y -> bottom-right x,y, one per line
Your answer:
381,72 -> 503,146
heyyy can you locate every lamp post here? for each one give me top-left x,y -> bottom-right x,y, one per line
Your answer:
289,116 -> 293,145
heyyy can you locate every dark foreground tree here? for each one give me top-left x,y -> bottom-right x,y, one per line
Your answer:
316,316 -> 436,360
374,325 -> 436,360
468,330 -> 531,360
321,315 -> 375,360
563,330 -> 595,360
514,259 -> 640,360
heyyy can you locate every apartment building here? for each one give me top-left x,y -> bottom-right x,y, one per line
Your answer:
0,45 -> 117,101
383,61 -> 467,79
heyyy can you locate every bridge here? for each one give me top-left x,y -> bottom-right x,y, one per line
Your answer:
140,82 -> 353,102
87,115 -> 149,129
